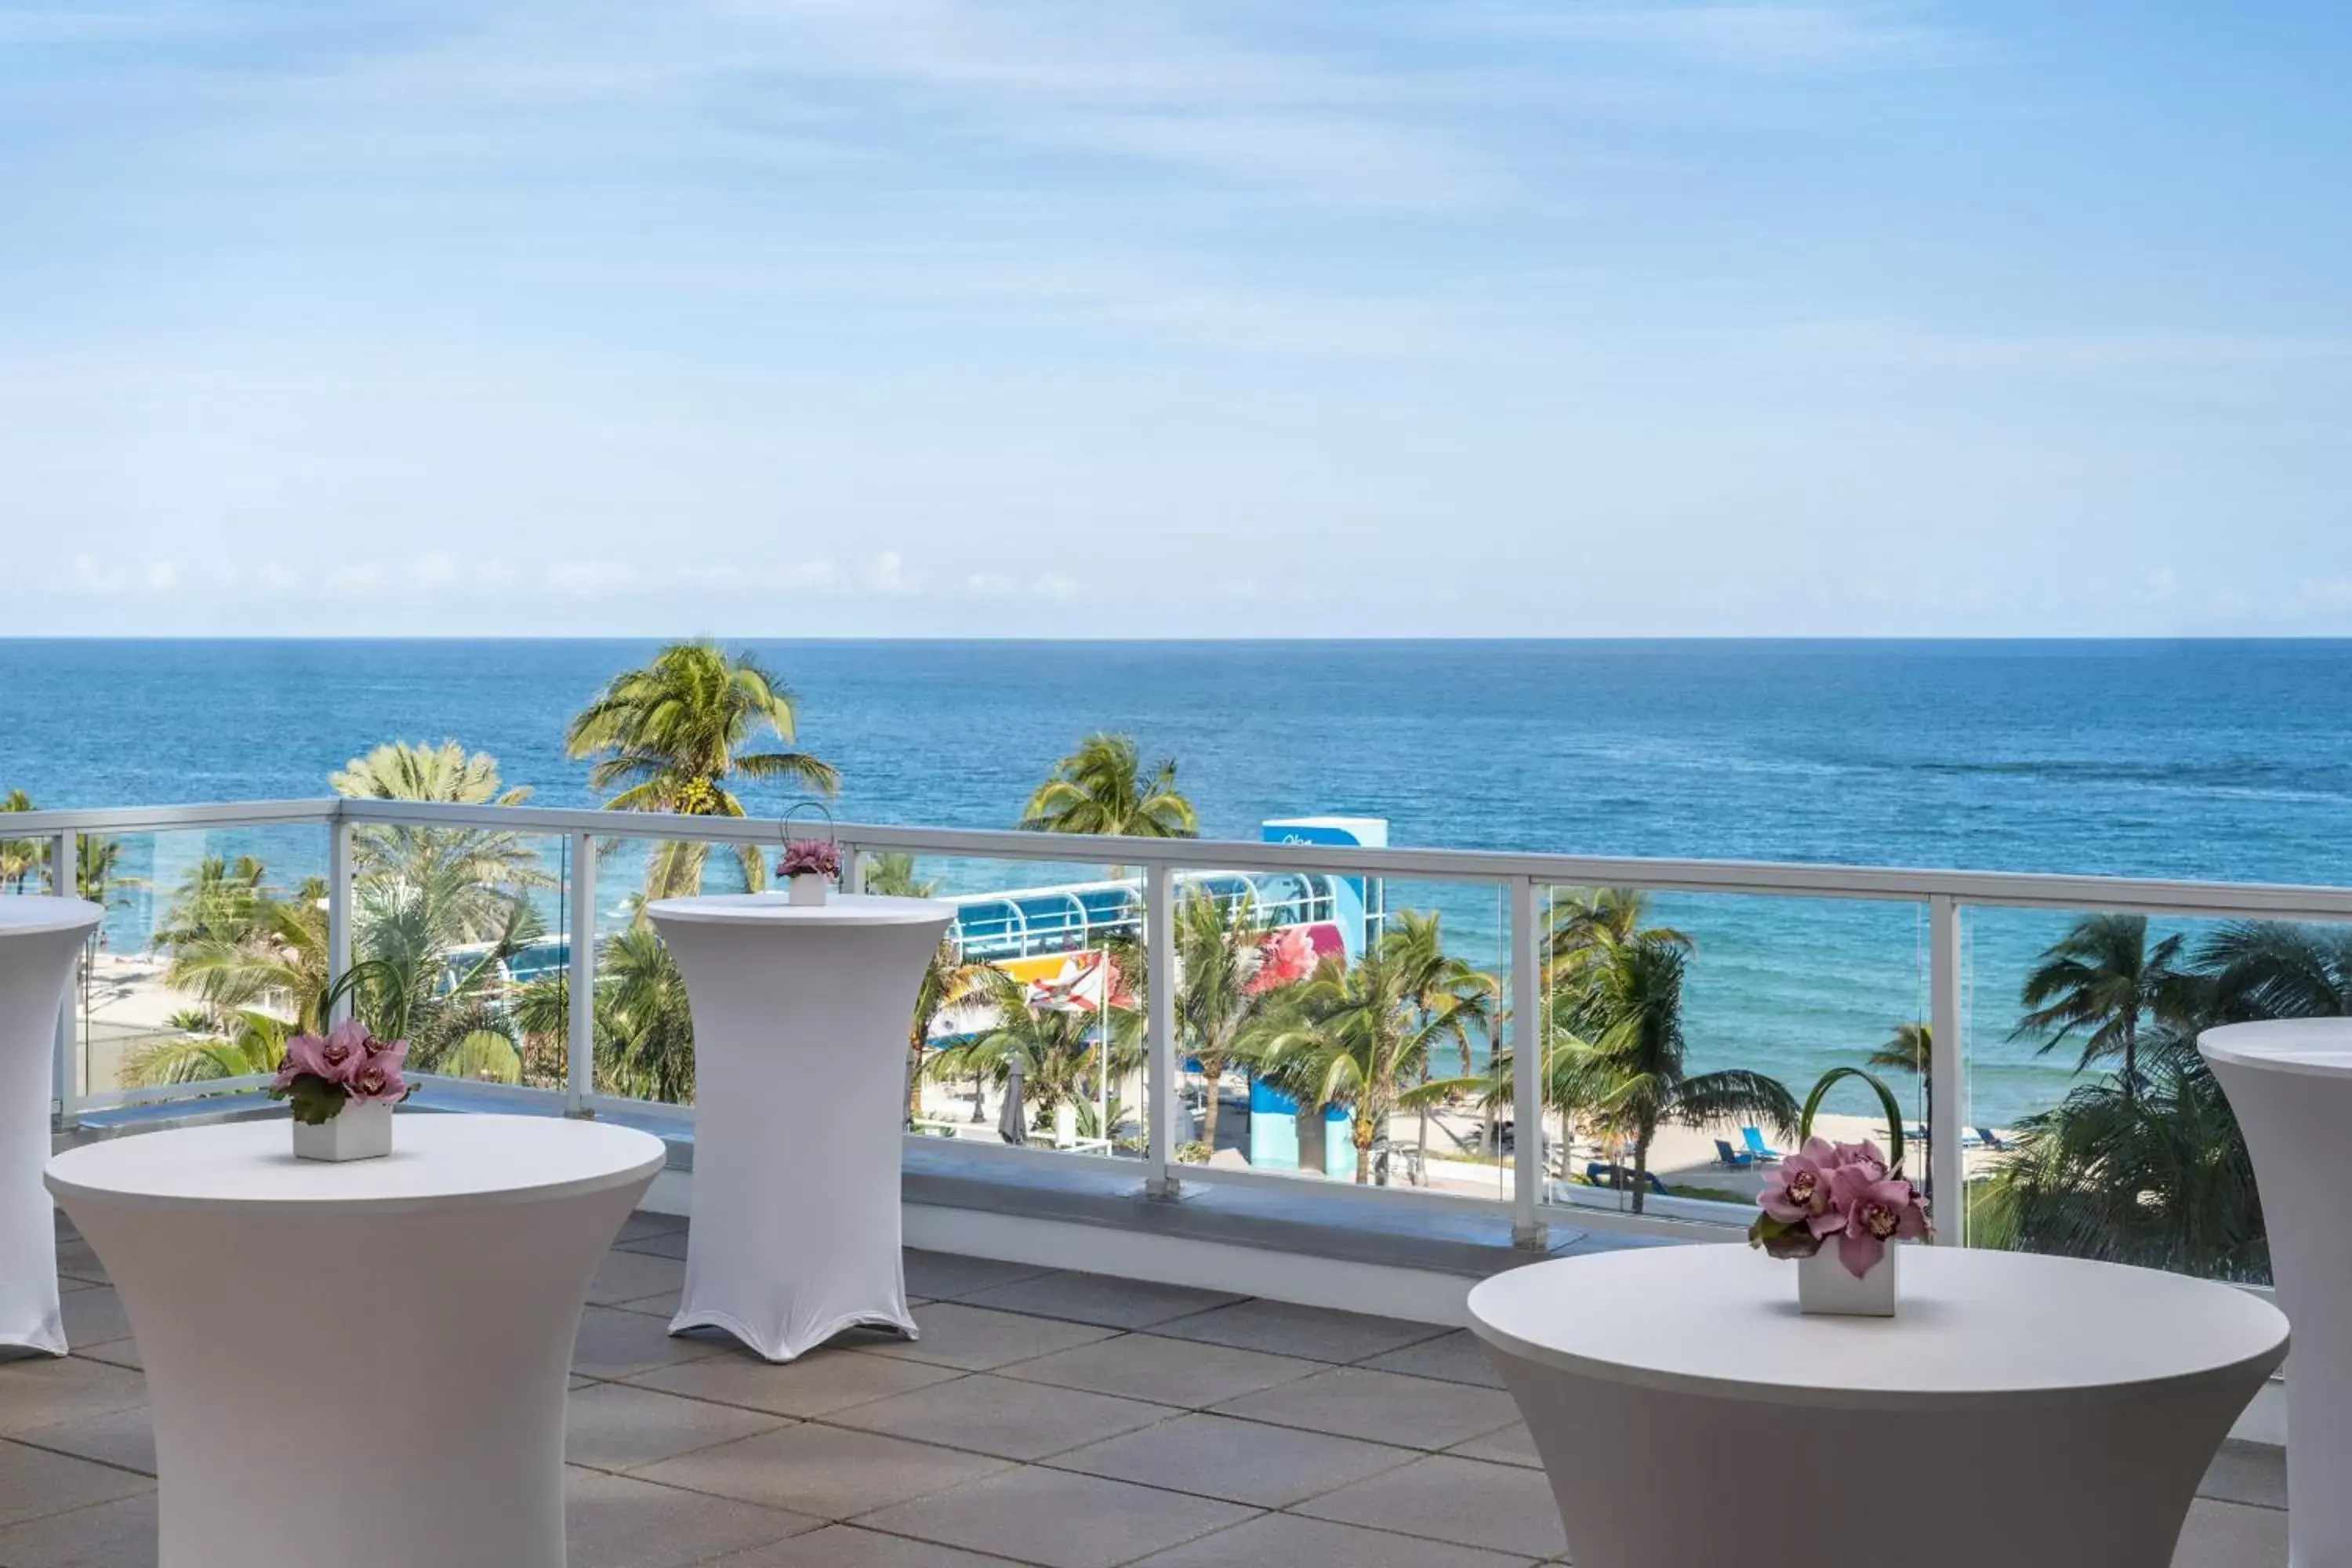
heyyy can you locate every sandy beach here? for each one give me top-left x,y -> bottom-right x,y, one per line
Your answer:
913,1072 -> 2000,1211
74,952 -> 191,1094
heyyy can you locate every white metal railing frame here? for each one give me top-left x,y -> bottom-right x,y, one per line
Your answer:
22,796 -> 2352,1249
20,794 -> 2352,916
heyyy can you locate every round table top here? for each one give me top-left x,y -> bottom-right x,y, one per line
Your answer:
0,895 -> 105,938
46,1114 -> 667,1215
1467,1243 -> 2287,1411
2201,1018 -> 2352,1078
647,891 -> 953,928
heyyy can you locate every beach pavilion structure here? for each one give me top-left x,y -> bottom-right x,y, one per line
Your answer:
0,793 -> 2325,1567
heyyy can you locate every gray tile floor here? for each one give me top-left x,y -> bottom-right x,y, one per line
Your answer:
0,1214 -> 2292,1567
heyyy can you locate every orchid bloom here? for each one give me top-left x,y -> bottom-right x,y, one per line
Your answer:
779,839 -> 841,880
1828,1163 -> 1929,1276
343,1056 -> 410,1105
277,1021 -> 408,1091
1829,1139 -> 1889,1184
1758,1138 -> 1844,1239
314,1018 -> 371,1079
274,1030 -> 332,1093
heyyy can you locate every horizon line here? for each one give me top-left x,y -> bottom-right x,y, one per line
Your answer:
8,633 -> 2352,647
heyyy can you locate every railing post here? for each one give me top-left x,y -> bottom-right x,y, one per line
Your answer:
567,829 -> 597,1116
1929,894 -> 1966,1244
847,844 -> 872,894
52,831 -> 78,1129
1144,862 -> 1180,1200
1512,875 -> 1546,1248
328,816 -> 354,1025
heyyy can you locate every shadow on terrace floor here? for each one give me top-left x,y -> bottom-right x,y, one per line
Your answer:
0,1213 -> 2289,1568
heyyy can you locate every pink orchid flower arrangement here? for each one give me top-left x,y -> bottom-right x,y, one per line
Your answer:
1747,1068 -> 1931,1277
270,1018 -> 413,1125
777,838 -> 842,881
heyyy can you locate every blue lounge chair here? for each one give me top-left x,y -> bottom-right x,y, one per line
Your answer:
1975,1127 -> 2009,1152
1584,1162 -> 1671,1196
1740,1127 -> 1782,1163
1713,1138 -> 1754,1169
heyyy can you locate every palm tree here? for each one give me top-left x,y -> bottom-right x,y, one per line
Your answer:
845,851 -> 994,1120
76,834 -> 132,911
151,855 -> 274,954
1979,1037 -> 2266,1282
1018,735 -> 1197,839
908,937 -> 999,1123
595,927 -> 699,1102
1249,915 -> 1490,1185
565,643 -> 840,900
1975,927 -> 2352,1280
0,789 -> 45,892
2196,920 -> 2352,1021
940,984 -> 1143,1137
120,1008 -> 292,1088
1456,886 -> 1698,1174
148,849 -> 529,1082
1546,935 -> 1796,1212
331,740 -> 553,939
335,862 -> 539,1080
1868,1021 -> 1933,1130
862,852 -> 933,899
154,863 -> 329,1033
2013,913 -> 2199,1098
1964,920 -> 2352,1280
516,926 -> 699,1102
1544,887 -> 1690,984
1172,887 -> 1291,1153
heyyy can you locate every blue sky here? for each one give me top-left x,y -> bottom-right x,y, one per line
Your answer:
3,2 -> 2348,637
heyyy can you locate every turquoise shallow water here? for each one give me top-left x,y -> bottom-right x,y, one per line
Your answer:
5,637 -> 2350,1123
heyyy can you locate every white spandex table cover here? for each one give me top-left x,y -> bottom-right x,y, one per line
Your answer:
648,891 -> 953,1361
46,1115 -> 665,1568
0,895 -> 101,1356
2203,1018 -> 2352,1566
1469,1244 -> 2285,1568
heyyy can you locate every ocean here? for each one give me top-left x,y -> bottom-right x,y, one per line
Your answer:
6,637 -> 2351,1123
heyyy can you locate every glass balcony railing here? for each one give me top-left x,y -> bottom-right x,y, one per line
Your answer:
857,850 -> 1148,1162
1528,887 -> 1927,1229
12,795 -> 2352,1287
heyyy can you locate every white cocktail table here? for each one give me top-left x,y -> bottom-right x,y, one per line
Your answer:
1468,1244 -> 2285,1568
1,895 -> 102,1355
647,891 -> 953,1361
2204,1018 -> 2352,1564
46,1114 -> 665,1568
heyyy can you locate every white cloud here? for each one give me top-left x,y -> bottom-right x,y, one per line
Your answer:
215,0 -> 1512,209
1765,319 -> 2352,374
67,551 -> 858,604
1474,3 -> 1962,74
71,553 -> 183,595
53,549 -> 1115,615
956,569 -> 1083,603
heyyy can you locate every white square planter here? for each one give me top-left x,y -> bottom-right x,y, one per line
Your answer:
292,1102 -> 394,1163
787,874 -> 829,907
1798,1237 -> 1898,1316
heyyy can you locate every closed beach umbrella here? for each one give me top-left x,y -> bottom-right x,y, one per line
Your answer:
999,1056 -> 1028,1145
